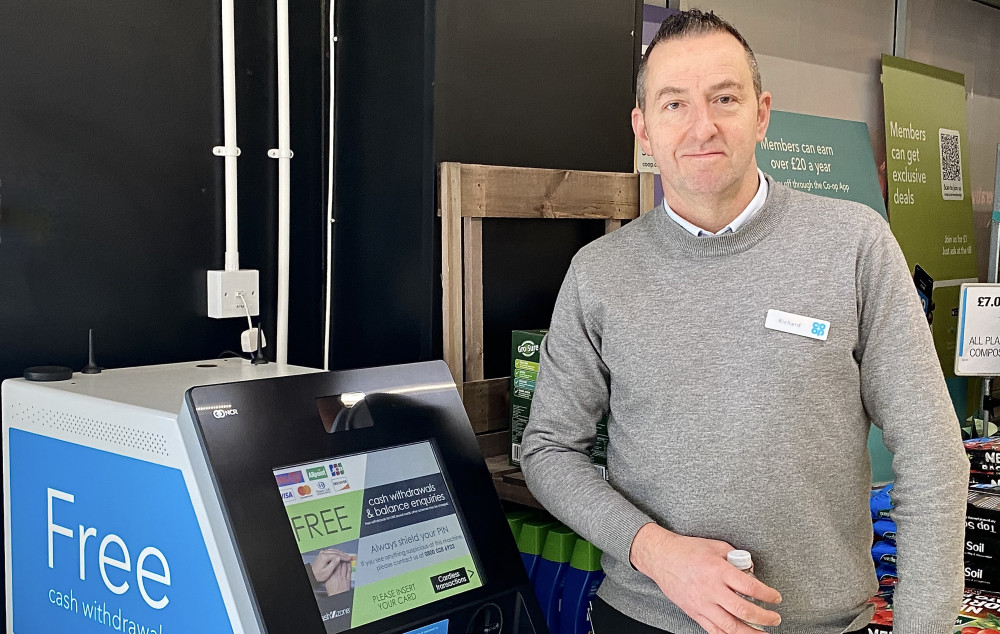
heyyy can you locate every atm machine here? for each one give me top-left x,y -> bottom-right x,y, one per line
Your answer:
3,358 -> 547,634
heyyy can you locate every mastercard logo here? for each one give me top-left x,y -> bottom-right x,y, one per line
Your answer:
297,485 -> 312,496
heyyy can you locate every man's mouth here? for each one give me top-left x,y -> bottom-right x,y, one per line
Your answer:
684,150 -> 725,159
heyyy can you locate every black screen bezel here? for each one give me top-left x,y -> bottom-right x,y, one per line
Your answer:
185,363 -> 525,634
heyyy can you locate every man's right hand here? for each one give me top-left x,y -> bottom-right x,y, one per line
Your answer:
629,523 -> 783,634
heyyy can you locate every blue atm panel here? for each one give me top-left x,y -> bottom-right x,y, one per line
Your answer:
8,430 -> 232,634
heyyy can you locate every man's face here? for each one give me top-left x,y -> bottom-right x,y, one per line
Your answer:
632,31 -> 771,208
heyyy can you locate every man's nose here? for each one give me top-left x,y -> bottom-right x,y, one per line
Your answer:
689,102 -> 718,140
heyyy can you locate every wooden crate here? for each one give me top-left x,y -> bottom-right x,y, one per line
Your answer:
439,162 -> 655,506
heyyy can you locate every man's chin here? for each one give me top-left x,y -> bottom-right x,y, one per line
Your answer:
675,175 -> 737,198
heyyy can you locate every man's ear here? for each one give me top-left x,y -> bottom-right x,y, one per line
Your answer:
632,105 -> 652,156
756,91 -> 772,141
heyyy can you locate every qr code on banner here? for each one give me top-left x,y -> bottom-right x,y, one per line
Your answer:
939,127 -> 963,200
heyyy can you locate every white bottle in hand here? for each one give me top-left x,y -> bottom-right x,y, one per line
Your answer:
727,550 -> 765,631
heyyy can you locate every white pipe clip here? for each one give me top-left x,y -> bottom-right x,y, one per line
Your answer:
267,148 -> 294,159
213,145 -> 242,157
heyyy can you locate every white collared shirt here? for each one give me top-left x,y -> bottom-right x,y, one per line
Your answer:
664,169 -> 769,237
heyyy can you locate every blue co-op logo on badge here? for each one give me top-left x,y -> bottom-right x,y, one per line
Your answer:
8,429 -> 234,634
811,322 -> 827,337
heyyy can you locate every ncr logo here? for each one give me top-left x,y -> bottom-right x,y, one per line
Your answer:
212,408 -> 238,419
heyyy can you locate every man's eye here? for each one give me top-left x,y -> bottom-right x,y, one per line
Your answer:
665,102 -> 680,111
718,96 -> 734,104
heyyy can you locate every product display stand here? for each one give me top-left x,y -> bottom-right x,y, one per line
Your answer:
439,162 -> 655,505
978,145 -> 1000,434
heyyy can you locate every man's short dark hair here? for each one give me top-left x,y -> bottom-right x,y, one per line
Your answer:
636,9 -> 762,110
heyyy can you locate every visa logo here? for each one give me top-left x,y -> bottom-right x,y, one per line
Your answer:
282,491 -> 294,500
48,488 -> 171,610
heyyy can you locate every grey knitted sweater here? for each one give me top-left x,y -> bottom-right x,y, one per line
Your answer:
521,177 -> 968,634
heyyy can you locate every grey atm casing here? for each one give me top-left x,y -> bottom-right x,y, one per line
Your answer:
3,358 -> 319,634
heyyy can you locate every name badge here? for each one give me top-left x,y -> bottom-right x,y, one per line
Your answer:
764,309 -> 830,341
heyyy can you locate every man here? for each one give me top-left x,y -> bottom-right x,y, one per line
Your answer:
520,10 -> 968,634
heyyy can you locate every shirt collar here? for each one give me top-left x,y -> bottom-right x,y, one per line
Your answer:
663,168 -> 769,237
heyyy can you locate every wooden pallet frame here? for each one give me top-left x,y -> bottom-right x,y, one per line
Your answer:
439,163 -> 655,485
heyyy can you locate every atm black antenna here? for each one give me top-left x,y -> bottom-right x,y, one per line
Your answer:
251,321 -> 269,365
81,328 -> 102,374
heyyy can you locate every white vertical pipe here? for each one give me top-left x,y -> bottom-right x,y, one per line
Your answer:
276,0 -> 291,364
323,0 -> 336,371
893,0 -> 908,58
221,0 -> 240,271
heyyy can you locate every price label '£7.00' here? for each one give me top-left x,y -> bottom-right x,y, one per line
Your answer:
955,284 -> 1000,376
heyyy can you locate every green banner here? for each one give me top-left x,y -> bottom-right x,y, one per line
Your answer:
756,110 -> 886,218
882,54 -> 977,376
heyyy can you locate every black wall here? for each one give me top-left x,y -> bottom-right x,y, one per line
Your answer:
0,3 -> 229,375
0,0 -> 640,380
0,0 -> 328,602
330,0 -> 640,376
0,0 -> 637,604
0,1 -> 327,380
330,0 -> 438,370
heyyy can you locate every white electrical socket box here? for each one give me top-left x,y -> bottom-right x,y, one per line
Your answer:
207,269 -> 260,319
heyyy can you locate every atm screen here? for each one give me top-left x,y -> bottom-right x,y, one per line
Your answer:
273,440 -> 484,633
